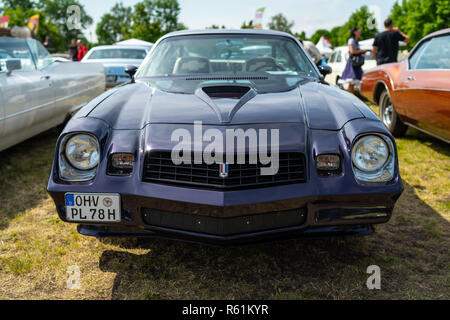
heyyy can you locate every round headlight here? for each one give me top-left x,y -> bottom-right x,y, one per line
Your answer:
351,135 -> 389,172
65,134 -> 99,170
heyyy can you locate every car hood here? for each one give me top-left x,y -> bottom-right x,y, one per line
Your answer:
84,80 -> 369,130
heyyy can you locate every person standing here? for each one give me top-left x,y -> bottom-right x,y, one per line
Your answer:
299,39 -> 324,67
68,38 -> 78,61
341,26 -> 368,92
77,39 -> 87,61
372,18 -> 410,65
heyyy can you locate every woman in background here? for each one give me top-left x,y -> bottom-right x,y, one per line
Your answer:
341,26 -> 368,92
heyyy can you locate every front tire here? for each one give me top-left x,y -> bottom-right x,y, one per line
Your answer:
379,90 -> 407,137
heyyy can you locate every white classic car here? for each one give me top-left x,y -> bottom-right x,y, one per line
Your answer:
0,36 -> 105,152
81,45 -> 151,88
325,45 -> 377,88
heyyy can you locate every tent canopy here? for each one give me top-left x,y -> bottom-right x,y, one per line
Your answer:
315,36 -> 333,55
115,38 -> 154,47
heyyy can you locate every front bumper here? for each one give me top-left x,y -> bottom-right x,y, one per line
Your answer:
48,182 -> 402,245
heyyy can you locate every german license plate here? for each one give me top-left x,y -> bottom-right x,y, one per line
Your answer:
65,193 -> 121,222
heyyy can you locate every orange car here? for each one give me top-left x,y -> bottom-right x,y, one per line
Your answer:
361,28 -> 450,143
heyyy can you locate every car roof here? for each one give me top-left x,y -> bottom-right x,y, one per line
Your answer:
159,29 -> 299,41
424,28 -> 450,40
89,45 -> 151,51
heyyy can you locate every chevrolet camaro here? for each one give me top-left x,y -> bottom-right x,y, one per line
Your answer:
47,30 -> 403,245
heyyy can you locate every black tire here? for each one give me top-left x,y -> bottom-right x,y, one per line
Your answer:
379,90 -> 407,137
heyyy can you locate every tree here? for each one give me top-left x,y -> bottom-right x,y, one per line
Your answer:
310,29 -> 331,44
267,13 -> 294,34
96,2 -> 133,44
207,25 -> 226,29
3,6 -> 63,52
390,0 -> 450,48
1,0 -> 35,11
343,5 -> 378,43
127,0 -> 185,43
294,31 -> 307,41
241,20 -> 253,29
37,0 -> 93,43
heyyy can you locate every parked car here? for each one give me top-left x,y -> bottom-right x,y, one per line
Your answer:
47,29 -> 403,245
360,28 -> 450,142
325,45 -> 377,87
81,45 -> 151,88
0,36 -> 105,152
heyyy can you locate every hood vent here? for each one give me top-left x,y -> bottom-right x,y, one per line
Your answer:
202,85 -> 251,99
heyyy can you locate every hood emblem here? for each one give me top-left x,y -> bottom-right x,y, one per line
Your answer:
219,163 -> 229,178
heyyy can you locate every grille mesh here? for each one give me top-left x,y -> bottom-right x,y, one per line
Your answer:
143,151 -> 306,189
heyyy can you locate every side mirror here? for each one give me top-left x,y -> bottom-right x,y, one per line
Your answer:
318,65 -> 332,76
5,59 -> 21,75
125,65 -> 138,83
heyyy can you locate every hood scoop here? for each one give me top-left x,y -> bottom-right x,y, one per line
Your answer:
202,85 -> 250,99
195,85 -> 257,124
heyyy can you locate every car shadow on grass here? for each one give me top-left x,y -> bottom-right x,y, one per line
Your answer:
402,127 -> 450,157
0,128 -> 59,230
98,180 -> 449,300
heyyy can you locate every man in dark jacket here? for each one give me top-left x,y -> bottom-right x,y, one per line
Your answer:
68,38 -> 78,61
372,18 -> 410,65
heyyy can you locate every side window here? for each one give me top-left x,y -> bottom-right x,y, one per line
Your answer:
27,39 -> 53,70
0,38 -> 36,72
329,52 -> 336,63
336,50 -> 342,63
412,35 -> 450,70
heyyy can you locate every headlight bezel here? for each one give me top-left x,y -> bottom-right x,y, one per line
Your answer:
351,134 -> 396,184
58,133 -> 100,182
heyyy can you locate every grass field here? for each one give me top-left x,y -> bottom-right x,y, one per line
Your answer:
0,107 -> 448,300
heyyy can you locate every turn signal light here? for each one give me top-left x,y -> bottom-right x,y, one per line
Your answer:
108,153 -> 134,175
316,154 -> 340,171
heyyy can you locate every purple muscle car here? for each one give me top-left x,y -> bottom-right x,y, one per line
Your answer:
47,30 -> 403,245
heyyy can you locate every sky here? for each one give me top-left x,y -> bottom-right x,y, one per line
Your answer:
78,0 -> 399,43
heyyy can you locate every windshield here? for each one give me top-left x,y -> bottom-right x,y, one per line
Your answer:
87,48 -> 147,60
136,34 -> 318,78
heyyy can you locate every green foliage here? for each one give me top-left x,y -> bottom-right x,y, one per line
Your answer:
36,0 -> 93,41
207,25 -> 226,29
1,0 -> 34,12
294,31 -> 307,41
310,29 -> 331,44
308,6 -> 378,47
1,0 -> 93,53
241,20 -> 254,29
267,13 -> 294,34
390,0 -> 450,49
96,0 -> 185,45
96,3 -> 133,44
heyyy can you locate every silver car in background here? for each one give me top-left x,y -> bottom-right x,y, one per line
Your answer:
0,37 -> 105,152
81,45 -> 151,88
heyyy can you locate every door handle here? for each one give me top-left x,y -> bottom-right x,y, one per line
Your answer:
41,75 -> 51,80
407,76 -> 416,81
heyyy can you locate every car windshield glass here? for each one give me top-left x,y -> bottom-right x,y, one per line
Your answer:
0,38 -> 36,71
88,48 -> 147,60
136,34 -> 318,78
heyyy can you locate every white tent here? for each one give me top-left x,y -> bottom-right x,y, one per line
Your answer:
115,39 -> 154,47
316,36 -> 333,55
